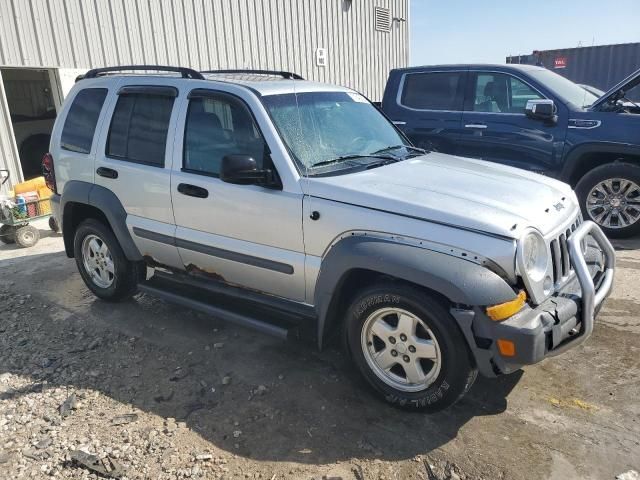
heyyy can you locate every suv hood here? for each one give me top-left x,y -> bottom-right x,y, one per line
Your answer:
590,67 -> 640,110
305,152 -> 579,239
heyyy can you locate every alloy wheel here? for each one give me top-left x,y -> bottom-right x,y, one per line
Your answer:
586,178 -> 640,229
361,307 -> 442,392
81,234 -> 115,289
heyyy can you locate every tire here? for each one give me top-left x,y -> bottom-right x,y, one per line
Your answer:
575,162 -> 640,238
19,134 -> 51,179
73,218 -> 139,301
344,283 -> 477,412
49,216 -> 59,233
14,225 -> 40,248
0,225 -> 16,244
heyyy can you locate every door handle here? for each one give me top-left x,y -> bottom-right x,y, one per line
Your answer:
464,123 -> 488,129
96,167 -> 118,179
177,183 -> 209,199
392,120 -> 407,125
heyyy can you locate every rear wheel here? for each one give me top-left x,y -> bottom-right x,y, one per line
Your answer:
575,162 -> 640,238
344,283 -> 477,412
0,225 -> 16,244
73,219 -> 139,301
48,216 -> 59,233
14,225 -> 39,248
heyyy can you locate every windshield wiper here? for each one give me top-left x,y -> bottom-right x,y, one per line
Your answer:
371,145 -> 426,156
310,154 -> 397,169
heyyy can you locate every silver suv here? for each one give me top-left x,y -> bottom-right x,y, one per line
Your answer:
45,66 -> 615,412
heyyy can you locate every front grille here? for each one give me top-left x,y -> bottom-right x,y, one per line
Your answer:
549,216 -> 582,285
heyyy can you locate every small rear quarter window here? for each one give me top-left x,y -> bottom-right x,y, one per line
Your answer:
60,88 -> 108,154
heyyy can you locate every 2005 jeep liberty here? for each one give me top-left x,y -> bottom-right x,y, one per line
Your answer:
43,66 -> 615,411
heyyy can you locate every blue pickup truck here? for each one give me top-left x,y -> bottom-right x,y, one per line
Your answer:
382,64 -> 640,237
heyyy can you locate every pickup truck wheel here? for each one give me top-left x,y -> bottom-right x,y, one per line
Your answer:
575,162 -> 640,238
73,219 -> 138,301
344,283 -> 477,412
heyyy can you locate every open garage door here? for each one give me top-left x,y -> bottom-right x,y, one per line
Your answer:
0,68 -> 58,181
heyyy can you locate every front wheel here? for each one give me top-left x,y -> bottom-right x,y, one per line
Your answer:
575,162 -> 640,238
344,283 -> 477,412
73,219 -> 139,301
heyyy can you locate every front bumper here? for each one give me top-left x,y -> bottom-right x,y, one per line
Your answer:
453,221 -> 616,377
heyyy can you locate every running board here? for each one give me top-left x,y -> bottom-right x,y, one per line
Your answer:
138,283 -> 289,340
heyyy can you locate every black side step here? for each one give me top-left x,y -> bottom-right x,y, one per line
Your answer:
138,283 -> 289,340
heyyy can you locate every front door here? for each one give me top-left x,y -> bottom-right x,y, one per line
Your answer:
170,88 -> 305,302
458,71 -> 565,173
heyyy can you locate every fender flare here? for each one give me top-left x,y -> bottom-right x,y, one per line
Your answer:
314,236 -> 517,348
61,180 -> 142,261
560,142 -> 640,184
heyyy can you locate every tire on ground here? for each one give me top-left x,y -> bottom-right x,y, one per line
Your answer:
575,162 -> 640,238
0,224 -> 16,244
344,282 -> 477,412
73,218 -> 139,301
14,225 -> 40,248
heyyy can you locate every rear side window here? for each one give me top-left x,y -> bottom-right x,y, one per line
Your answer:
107,92 -> 175,166
401,72 -> 464,110
60,88 -> 108,153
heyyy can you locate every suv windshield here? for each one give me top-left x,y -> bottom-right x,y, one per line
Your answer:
262,91 -> 413,174
527,69 -> 598,108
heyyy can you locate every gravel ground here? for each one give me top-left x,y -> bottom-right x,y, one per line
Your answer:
0,221 -> 639,480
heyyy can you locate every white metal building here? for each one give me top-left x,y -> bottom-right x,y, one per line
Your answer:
0,0 -> 409,190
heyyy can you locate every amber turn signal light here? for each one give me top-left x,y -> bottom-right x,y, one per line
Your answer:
486,290 -> 527,321
497,339 -> 516,357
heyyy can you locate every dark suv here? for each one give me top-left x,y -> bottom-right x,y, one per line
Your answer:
382,64 -> 640,237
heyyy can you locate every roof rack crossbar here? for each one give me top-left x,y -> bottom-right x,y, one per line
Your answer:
202,69 -> 304,80
79,65 -> 205,81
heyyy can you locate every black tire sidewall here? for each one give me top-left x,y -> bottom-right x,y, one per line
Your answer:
73,219 -> 137,300
0,225 -> 16,244
344,284 -> 476,411
575,162 -> 640,238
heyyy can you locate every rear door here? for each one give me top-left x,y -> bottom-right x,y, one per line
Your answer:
93,78 -> 182,269
458,70 -> 565,173
385,69 -> 467,154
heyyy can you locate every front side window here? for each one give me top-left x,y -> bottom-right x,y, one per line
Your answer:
472,73 -> 543,113
263,91 -> 411,173
401,72 -> 464,110
106,92 -> 175,166
183,94 -> 266,176
61,88 -> 108,153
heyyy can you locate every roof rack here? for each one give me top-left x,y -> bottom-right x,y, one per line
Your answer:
77,65 -> 204,82
202,69 -> 304,80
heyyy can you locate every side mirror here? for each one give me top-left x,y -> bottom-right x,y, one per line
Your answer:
525,99 -> 557,123
220,155 -> 279,188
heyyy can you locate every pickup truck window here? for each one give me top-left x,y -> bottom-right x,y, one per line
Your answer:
472,73 -> 542,113
400,72 -> 464,111
183,94 -> 266,176
263,91 -> 406,172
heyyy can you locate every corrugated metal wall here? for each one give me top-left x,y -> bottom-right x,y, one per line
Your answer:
0,0 -> 408,99
507,42 -> 640,99
0,0 -> 408,186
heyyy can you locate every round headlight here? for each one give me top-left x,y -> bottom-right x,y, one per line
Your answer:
518,230 -> 548,282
